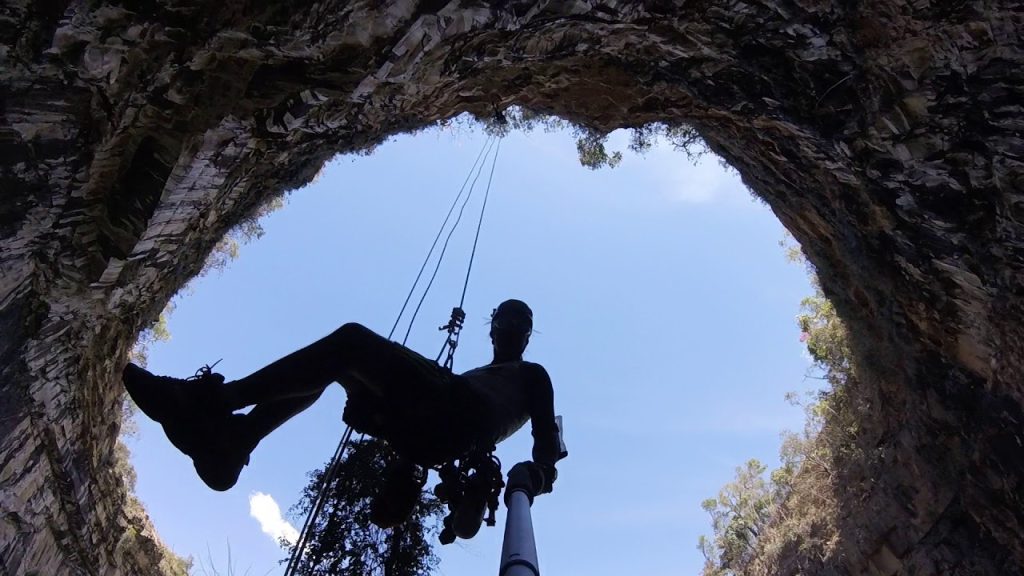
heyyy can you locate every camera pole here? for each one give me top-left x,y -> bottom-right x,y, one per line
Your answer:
498,462 -> 543,576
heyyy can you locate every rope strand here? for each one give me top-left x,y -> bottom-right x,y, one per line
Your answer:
387,135 -> 494,341
460,138 -> 501,308
403,136 -> 498,345
284,425 -> 354,576
436,137 -> 502,368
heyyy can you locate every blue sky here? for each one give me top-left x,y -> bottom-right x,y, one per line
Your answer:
127,125 -> 817,575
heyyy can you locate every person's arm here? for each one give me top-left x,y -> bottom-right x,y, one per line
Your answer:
525,363 -> 565,490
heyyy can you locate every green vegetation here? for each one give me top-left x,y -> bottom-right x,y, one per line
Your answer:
287,439 -> 444,576
442,106 -> 708,169
697,247 -> 864,575
698,459 -> 775,575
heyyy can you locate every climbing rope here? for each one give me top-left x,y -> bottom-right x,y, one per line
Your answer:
387,135 -> 496,343
283,134 -> 503,575
405,135 -> 499,346
283,425 -> 354,576
437,137 -> 502,369
460,137 -> 501,309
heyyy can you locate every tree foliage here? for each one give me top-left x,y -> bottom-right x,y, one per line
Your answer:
797,288 -> 851,390
454,106 -> 707,170
287,438 -> 445,576
200,195 -> 286,276
697,246 -> 856,575
698,460 -> 776,576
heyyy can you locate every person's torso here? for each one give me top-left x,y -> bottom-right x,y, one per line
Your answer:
460,360 -> 532,444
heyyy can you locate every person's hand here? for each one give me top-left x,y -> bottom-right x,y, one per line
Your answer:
522,461 -> 558,494
507,461 -> 558,499
537,462 -> 557,494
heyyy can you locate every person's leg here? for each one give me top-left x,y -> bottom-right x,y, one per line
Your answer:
237,390 -> 324,447
212,322 -> 447,452
122,322 -> 450,493
125,322 -> 432,436
182,391 -> 322,491
220,322 -> 440,411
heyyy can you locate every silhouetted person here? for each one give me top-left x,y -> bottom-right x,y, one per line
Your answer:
123,299 -> 562,528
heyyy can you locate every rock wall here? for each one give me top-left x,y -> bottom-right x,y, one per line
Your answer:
1,1 -> 1022,574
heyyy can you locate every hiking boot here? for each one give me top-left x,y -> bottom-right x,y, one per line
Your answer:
369,458 -> 425,528
192,413 -> 256,491
122,362 -> 230,457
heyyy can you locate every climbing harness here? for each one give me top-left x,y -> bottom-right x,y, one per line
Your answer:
283,134 -> 503,575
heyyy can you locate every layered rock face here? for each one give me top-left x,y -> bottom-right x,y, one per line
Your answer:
1,1 -> 1022,574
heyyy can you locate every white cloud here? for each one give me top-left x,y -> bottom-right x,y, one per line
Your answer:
249,491 -> 299,545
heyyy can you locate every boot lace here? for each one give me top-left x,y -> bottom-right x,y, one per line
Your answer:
188,359 -> 223,381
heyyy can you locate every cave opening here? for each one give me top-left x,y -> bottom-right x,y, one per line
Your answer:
124,123 -> 820,574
